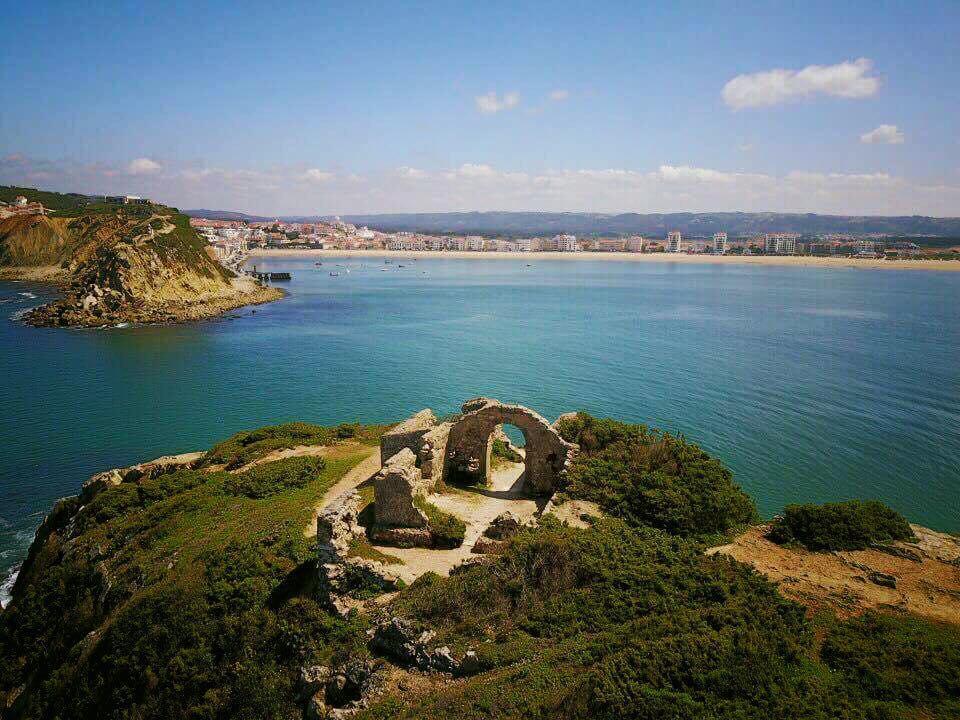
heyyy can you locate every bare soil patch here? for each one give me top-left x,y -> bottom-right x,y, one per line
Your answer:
708,524 -> 960,624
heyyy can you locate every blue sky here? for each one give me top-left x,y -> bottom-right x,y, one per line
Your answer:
1,1 -> 958,215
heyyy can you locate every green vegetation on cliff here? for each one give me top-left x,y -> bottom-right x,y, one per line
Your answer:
0,426 -> 382,719
0,185 -> 94,213
1,415 -> 956,720
767,500 -> 915,551
556,412 -> 758,537
362,517 -> 960,720
201,421 -> 383,470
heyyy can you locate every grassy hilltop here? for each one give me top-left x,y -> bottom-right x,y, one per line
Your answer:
1,412 -> 958,719
0,186 -> 281,326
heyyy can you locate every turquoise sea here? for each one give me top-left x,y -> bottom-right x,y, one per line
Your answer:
2,256 -> 960,598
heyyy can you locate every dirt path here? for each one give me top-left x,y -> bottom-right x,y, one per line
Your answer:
370,460 -> 547,583
303,445 -> 381,537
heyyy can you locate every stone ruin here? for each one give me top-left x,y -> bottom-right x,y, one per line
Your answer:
370,397 -> 578,542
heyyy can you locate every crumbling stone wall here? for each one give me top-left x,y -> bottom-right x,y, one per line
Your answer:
379,409 -> 437,466
418,422 -> 451,484
316,490 -> 400,614
373,449 -> 430,528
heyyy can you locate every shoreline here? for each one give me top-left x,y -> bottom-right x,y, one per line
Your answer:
248,248 -> 960,272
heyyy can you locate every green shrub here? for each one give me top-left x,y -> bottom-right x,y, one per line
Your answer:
768,500 -> 915,551
491,437 -> 523,466
821,612 -> 960,716
414,497 -> 467,549
223,456 -> 325,499
556,412 -> 646,452
560,413 -> 757,537
370,518 -> 863,719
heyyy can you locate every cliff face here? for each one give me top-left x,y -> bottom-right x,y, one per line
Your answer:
0,196 -> 282,326
0,215 -> 76,272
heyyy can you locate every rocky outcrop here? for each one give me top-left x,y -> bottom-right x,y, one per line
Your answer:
80,451 -> 204,502
299,659 -> 386,719
708,523 -> 960,624
1,201 -> 282,327
369,617 -> 458,674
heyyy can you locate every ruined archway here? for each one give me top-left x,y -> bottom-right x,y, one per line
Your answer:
444,398 -> 577,495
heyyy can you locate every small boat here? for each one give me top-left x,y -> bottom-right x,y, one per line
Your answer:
329,271 -> 340,277
384,259 -> 392,264
398,264 -> 405,268
315,261 -> 323,266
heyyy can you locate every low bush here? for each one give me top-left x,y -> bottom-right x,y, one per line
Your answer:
821,612 -> 960,716
364,518 -> 958,720
414,497 -> 467,549
768,500 -> 915,551
558,413 -> 757,537
491,437 -> 523,466
223,456 -> 325,499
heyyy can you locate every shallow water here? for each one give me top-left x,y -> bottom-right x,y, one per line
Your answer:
2,256 -> 959,585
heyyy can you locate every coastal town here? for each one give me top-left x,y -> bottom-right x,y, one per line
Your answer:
191,214 -> 932,262
0,191 -> 948,267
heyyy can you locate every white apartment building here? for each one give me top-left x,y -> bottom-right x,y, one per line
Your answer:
713,232 -> 728,254
389,236 -> 427,251
555,234 -> 579,252
764,233 -> 799,255
515,238 -> 535,252
666,231 -> 683,253
626,236 -> 645,252
466,236 -> 486,251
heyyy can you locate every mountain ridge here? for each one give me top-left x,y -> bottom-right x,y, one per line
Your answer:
184,209 -> 960,236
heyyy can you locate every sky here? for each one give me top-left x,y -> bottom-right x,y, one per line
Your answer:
1,0 -> 959,216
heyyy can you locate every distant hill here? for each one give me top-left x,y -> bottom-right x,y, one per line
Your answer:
184,208 -> 960,237
184,209 -> 273,222
338,211 -> 960,238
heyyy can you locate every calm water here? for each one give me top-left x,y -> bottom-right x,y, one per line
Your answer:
3,256 -> 960,595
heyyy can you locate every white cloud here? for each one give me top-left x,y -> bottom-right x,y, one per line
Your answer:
397,166 -> 428,180
301,168 -> 334,182
4,153 -> 959,216
722,58 -> 880,109
127,157 -> 161,175
785,171 -> 894,185
456,163 -> 497,178
475,91 -> 520,114
549,89 -> 570,101
860,124 -> 904,145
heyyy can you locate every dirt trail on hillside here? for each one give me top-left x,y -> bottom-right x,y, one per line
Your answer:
303,446 -> 381,537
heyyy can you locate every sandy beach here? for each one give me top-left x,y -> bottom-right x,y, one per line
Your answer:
249,248 -> 960,272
